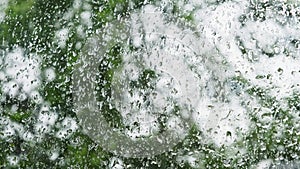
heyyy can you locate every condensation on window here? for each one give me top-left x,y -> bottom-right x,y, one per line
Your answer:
0,0 -> 300,168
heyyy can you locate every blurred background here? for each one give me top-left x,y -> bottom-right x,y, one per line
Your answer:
1,0 -> 300,168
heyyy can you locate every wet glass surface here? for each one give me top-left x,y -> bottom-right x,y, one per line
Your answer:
0,0 -> 300,168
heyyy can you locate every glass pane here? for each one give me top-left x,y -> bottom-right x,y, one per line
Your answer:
0,0 -> 299,168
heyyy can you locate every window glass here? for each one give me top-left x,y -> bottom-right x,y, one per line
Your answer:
0,0 -> 299,168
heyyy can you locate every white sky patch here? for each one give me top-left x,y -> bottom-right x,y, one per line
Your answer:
189,2 -> 253,145
55,28 -> 69,48
256,159 -> 272,169
194,1 -> 248,50
22,131 -> 34,142
191,1 -> 300,147
249,54 -> 300,99
166,116 -> 186,139
30,90 -> 43,104
0,117 -> 25,139
7,155 -> 19,166
2,81 -> 19,98
0,71 -> 5,81
38,111 -> 58,126
80,11 -> 92,27
0,119 -> 16,138
194,0 -> 300,103
235,19 -> 300,100
2,47 -> 41,99
119,6 -> 201,140
44,67 -> 56,82
32,104 -> 58,139
34,122 -> 52,135
49,151 -> 59,161
195,93 -> 250,147
177,154 -> 199,168
0,0 -> 8,23
35,105 -> 58,135
56,117 -> 78,139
